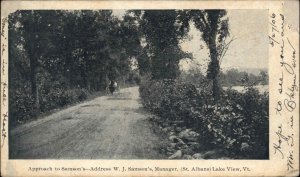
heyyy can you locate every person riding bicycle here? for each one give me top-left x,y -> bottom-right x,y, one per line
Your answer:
113,80 -> 118,91
109,80 -> 116,95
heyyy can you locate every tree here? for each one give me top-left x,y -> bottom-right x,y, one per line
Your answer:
137,10 -> 191,79
259,70 -> 268,85
190,10 -> 230,100
18,11 -> 51,112
8,10 -> 138,124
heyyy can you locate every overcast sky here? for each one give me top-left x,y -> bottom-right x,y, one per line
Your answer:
113,10 -> 269,72
180,10 -> 268,72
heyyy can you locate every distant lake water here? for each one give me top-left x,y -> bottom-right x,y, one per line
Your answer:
223,85 -> 269,94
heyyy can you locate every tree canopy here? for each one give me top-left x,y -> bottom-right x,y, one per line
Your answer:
178,10 -> 230,100
9,9 -> 230,123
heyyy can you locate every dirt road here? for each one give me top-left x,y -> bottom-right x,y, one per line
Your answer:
10,87 -> 167,159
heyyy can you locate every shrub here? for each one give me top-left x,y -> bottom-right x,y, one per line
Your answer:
202,88 -> 269,158
10,84 -> 90,126
40,87 -> 90,112
9,88 -> 36,126
139,76 -> 269,159
76,88 -> 89,101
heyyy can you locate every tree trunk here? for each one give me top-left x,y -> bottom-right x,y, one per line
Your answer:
212,78 -> 220,101
208,36 -> 221,101
29,53 -> 40,113
28,29 -> 40,113
23,11 -> 40,115
98,73 -> 103,91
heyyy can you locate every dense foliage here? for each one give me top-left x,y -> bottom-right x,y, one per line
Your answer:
139,75 -> 269,159
9,10 -> 192,125
132,10 -> 192,79
9,10 -> 141,125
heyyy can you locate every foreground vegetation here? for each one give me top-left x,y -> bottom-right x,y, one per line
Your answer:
140,74 -> 269,159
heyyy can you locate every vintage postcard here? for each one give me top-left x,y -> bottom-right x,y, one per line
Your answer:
1,0 -> 299,176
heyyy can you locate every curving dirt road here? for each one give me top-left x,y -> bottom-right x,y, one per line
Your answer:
9,87 -> 167,159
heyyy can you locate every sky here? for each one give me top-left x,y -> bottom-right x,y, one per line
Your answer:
113,10 -> 269,73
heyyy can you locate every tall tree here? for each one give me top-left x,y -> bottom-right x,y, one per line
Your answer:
19,11 -> 54,112
190,10 -> 230,100
138,10 -> 191,79
123,11 -> 151,76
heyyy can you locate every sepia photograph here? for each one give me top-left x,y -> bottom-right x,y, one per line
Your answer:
1,1 -> 299,177
8,9 -> 269,160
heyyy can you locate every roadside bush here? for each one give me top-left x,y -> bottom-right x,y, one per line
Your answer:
9,88 -> 36,125
139,77 -> 269,159
202,88 -> 269,158
39,87 -> 89,112
76,88 -> 89,101
10,85 -> 90,126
